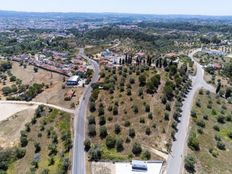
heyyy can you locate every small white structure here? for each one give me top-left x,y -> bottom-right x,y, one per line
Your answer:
132,160 -> 147,171
116,161 -> 163,174
66,75 -> 80,86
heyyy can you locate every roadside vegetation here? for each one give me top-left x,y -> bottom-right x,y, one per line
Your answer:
0,105 -> 73,174
186,90 -> 232,173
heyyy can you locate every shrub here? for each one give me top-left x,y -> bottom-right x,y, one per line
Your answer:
132,142 -> 142,155
16,148 -> 26,159
20,136 -> 28,147
115,138 -> 124,152
196,119 -> 205,128
140,117 -> 145,124
217,141 -> 226,150
203,115 -> 208,120
98,106 -> 105,116
226,115 -> 232,122
184,155 -> 196,173
88,115 -> 96,125
215,135 -> 221,141
142,150 -> 151,160
34,143 -> 41,153
132,105 -> 139,113
99,126 -> 108,139
213,125 -> 220,131
89,146 -> 102,161
88,124 -> 96,137
191,110 -> 197,118
145,104 -> 150,112
164,112 -> 169,120
209,148 -> 219,158
99,116 -> 106,125
114,124 -> 121,134
105,135 -> 116,149
217,115 -> 225,124
227,131 -> 232,139
89,102 -> 96,112
124,121 -> 131,127
196,101 -> 201,107
166,103 -> 171,111
84,139 -> 91,152
148,112 -> 153,120
113,106 -> 118,115
129,128 -> 135,138
188,132 -> 200,151
145,127 -> 151,135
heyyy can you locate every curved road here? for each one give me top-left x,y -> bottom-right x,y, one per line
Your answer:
166,48 -> 215,174
0,100 -> 74,114
72,48 -> 100,174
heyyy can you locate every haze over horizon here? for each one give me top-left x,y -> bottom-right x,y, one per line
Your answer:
0,0 -> 232,16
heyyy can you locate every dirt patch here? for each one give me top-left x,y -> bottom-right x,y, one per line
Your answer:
0,108 -> 36,148
0,103 -> 37,122
91,162 -> 115,174
11,61 -> 84,108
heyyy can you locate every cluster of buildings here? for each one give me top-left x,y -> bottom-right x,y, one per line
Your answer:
11,51 -> 89,78
93,49 -> 150,68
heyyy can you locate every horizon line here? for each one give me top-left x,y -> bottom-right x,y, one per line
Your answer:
1,9 -> 232,17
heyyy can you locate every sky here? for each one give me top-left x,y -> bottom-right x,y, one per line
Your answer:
0,0 -> 232,16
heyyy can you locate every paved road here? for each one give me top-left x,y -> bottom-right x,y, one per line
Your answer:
72,48 -> 100,174
0,100 -> 74,114
166,48 -> 215,174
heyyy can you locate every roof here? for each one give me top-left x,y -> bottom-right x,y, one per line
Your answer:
116,161 -> 163,174
67,75 -> 79,82
132,160 -> 147,169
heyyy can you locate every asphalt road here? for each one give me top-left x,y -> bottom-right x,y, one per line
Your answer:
72,48 -> 100,174
166,48 -> 215,174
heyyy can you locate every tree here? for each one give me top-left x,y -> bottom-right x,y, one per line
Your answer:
84,139 -> 91,152
99,126 -> 108,139
163,81 -> 175,100
98,106 -> 105,116
132,142 -> 142,155
184,155 -> 196,173
105,135 -> 116,149
99,116 -> 106,125
217,141 -> 226,150
113,105 -> 118,115
34,67 -> 38,73
34,143 -> 41,153
188,132 -> 200,151
145,104 -> 150,112
116,138 -> 124,152
89,102 -> 96,112
16,148 -> 26,159
114,124 -> 121,134
88,115 -> 96,125
225,87 -> 232,99
132,105 -> 138,113
139,74 -> 146,86
89,146 -> 101,161
216,82 -> 221,94
20,136 -> 28,147
142,150 -> 151,160
129,128 -> 135,138
145,127 -> 151,135
88,124 -> 96,137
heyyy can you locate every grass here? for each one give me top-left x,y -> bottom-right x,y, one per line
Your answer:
187,91 -> 232,174
100,143 -> 127,161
